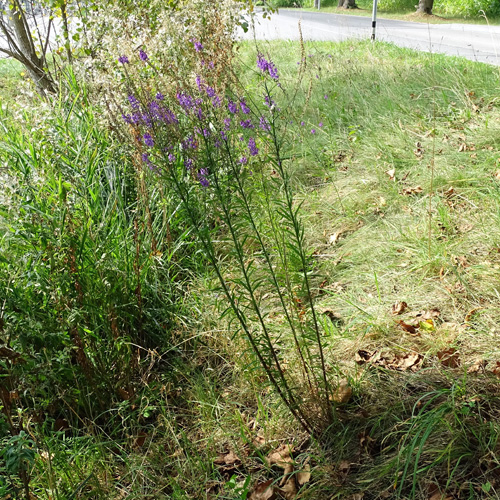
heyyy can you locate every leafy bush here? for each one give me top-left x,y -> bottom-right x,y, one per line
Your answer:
378,0 -> 415,11
437,0 -> 500,17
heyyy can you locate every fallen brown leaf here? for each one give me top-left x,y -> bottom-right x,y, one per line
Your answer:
266,444 -> 293,468
391,301 -> 408,315
214,450 -> 241,466
437,348 -> 460,368
297,463 -> 311,486
331,379 -> 352,404
402,185 -> 423,196
411,309 -> 441,321
467,359 -> 488,374
464,307 -> 482,323
279,476 -> 298,500
398,320 -> 418,335
248,480 -> 276,500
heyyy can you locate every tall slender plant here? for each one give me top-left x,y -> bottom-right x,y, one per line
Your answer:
117,45 -> 336,434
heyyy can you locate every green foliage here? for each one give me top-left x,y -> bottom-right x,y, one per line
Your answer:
437,0 -> 500,17
378,0 -> 415,11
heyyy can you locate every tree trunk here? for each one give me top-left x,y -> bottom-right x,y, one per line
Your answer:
338,0 -> 358,8
3,1 -> 56,95
416,0 -> 434,14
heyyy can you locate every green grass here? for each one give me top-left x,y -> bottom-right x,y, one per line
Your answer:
0,58 -> 24,103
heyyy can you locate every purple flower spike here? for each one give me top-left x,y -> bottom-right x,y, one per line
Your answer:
228,100 -> 238,114
239,156 -> 248,165
185,158 -> 194,170
143,133 -> 154,147
240,99 -> 251,115
139,49 -> 148,61
118,55 -> 129,64
259,116 -> 270,132
168,153 -> 176,162
248,137 -> 259,156
156,92 -> 164,101
198,168 -> 209,187
196,75 -> 204,91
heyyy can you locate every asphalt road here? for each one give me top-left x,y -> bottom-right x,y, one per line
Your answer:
240,9 -> 500,65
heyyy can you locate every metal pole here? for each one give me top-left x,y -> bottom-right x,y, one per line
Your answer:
371,0 -> 378,40
318,0 -> 321,10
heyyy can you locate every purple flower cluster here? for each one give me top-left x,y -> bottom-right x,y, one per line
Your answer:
257,53 -> 279,80
139,49 -> 148,61
240,119 -> 254,129
192,39 -> 204,52
240,99 -> 251,115
248,137 -> 258,156
198,168 -> 209,187
118,55 -> 129,64
259,116 -> 270,132
143,133 -> 154,147
228,100 -> 238,114
177,92 -> 194,110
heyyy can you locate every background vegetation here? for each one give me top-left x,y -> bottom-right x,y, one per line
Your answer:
1,2 -> 500,499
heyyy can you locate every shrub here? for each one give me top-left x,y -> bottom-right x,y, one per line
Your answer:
378,0 -> 415,11
437,0 -> 500,17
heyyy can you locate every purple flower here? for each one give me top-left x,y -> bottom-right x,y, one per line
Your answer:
301,121 -> 305,126
319,122 -> 323,127
198,168 -> 209,187
185,158 -> 193,170
240,119 -> 254,129
214,140 -> 221,148
248,137 -> 258,156
257,53 -> 279,80
212,95 -> 221,108
224,117 -> 231,130
118,55 -> 129,64
220,130 -> 228,141
142,152 -> 157,171
177,92 -> 194,110
311,129 -> 316,134
259,116 -> 270,132
264,95 -> 275,108
156,92 -> 164,101
228,100 -> 238,114
196,75 -> 204,91
209,61 -> 214,68
139,49 -> 148,61
128,94 -> 140,109
324,94 -> 329,100
239,156 -> 248,165
202,128 -> 210,138
206,87 -> 216,98
240,99 -> 251,115
257,53 -> 269,72
143,133 -> 154,147
193,40 -> 203,52
122,114 -> 132,124
168,153 -> 176,162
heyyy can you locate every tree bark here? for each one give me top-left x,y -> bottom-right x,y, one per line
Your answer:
1,0 -> 56,95
338,0 -> 358,8
416,0 -> 434,14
